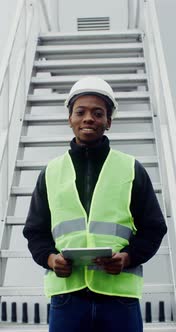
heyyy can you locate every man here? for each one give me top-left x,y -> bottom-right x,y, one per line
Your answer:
23,76 -> 167,332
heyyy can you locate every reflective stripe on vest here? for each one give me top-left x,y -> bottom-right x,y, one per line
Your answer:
45,265 -> 143,277
45,149 -> 143,299
52,218 -> 85,239
52,220 -> 132,241
87,265 -> 142,277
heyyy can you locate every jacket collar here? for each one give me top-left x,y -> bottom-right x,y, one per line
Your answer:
69,135 -> 110,161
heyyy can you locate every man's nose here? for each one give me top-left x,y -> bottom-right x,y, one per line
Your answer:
83,112 -> 94,122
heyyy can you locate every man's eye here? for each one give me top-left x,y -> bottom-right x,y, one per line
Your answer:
94,111 -> 103,117
76,110 -> 84,116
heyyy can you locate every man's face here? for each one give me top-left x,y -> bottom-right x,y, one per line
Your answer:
69,95 -> 111,146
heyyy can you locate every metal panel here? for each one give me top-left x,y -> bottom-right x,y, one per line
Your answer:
77,17 -> 110,31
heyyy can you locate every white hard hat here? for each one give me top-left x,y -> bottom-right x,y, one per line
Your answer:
65,76 -> 118,119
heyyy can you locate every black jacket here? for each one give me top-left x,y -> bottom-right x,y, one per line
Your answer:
23,136 -> 167,269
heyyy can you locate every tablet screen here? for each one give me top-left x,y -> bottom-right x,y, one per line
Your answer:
61,247 -> 112,268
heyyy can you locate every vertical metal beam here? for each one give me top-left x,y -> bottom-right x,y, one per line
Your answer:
128,0 -> 140,29
135,0 -> 140,28
128,0 -> 134,29
56,0 -> 60,32
39,0 -> 52,31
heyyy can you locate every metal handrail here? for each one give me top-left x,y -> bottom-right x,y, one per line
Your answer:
147,0 -> 176,171
140,0 -> 176,306
139,0 -> 176,179
0,0 -> 24,95
0,0 -> 55,225
0,0 -> 54,168
0,0 -> 53,99
0,0 -> 25,169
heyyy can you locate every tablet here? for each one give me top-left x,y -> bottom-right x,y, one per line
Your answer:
61,247 -> 112,267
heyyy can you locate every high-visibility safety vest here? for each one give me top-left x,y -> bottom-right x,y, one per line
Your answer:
44,149 -> 143,298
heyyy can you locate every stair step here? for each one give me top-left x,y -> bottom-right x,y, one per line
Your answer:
11,182 -> 161,196
24,111 -> 152,125
6,217 -> 26,225
0,325 -> 48,332
37,43 -> 143,52
16,161 -> 47,170
1,323 -> 176,332
0,246 -> 169,258
31,73 -> 147,89
144,323 -> 176,331
0,284 -> 173,296
0,287 -> 44,296
0,250 -> 31,258
15,156 -> 158,171
39,30 -> 142,44
137,156 -> 158,166
11,187 -> 32,196
20,132 -> 155,147
27,91 -> 150,106
34,57 -> 145,74
36,43 -> 143,59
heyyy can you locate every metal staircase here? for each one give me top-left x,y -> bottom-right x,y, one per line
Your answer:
0,30 -> 176,331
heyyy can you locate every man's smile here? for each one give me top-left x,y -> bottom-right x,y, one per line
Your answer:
80,127 -> 96,132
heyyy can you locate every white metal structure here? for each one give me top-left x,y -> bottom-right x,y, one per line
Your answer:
0,0 -> 176,331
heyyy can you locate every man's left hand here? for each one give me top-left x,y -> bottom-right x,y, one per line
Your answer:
94,252 -> 130,274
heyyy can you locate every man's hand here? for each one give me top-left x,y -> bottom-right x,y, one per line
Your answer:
47,253 -> 72,277
94,252 -> 130,275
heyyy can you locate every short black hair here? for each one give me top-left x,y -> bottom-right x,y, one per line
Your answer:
68,93 -> 113,119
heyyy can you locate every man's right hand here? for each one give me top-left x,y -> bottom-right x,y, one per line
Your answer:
47,253 -> 72,278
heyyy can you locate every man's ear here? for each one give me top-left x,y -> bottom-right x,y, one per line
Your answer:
106,118 -> 112,130
68,115 -> 72,128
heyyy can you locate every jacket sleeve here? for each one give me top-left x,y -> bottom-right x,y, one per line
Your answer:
121,160 -> 167,267
23,168 -> 59,269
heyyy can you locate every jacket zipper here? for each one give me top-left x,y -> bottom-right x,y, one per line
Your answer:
85,147 -> 91,217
